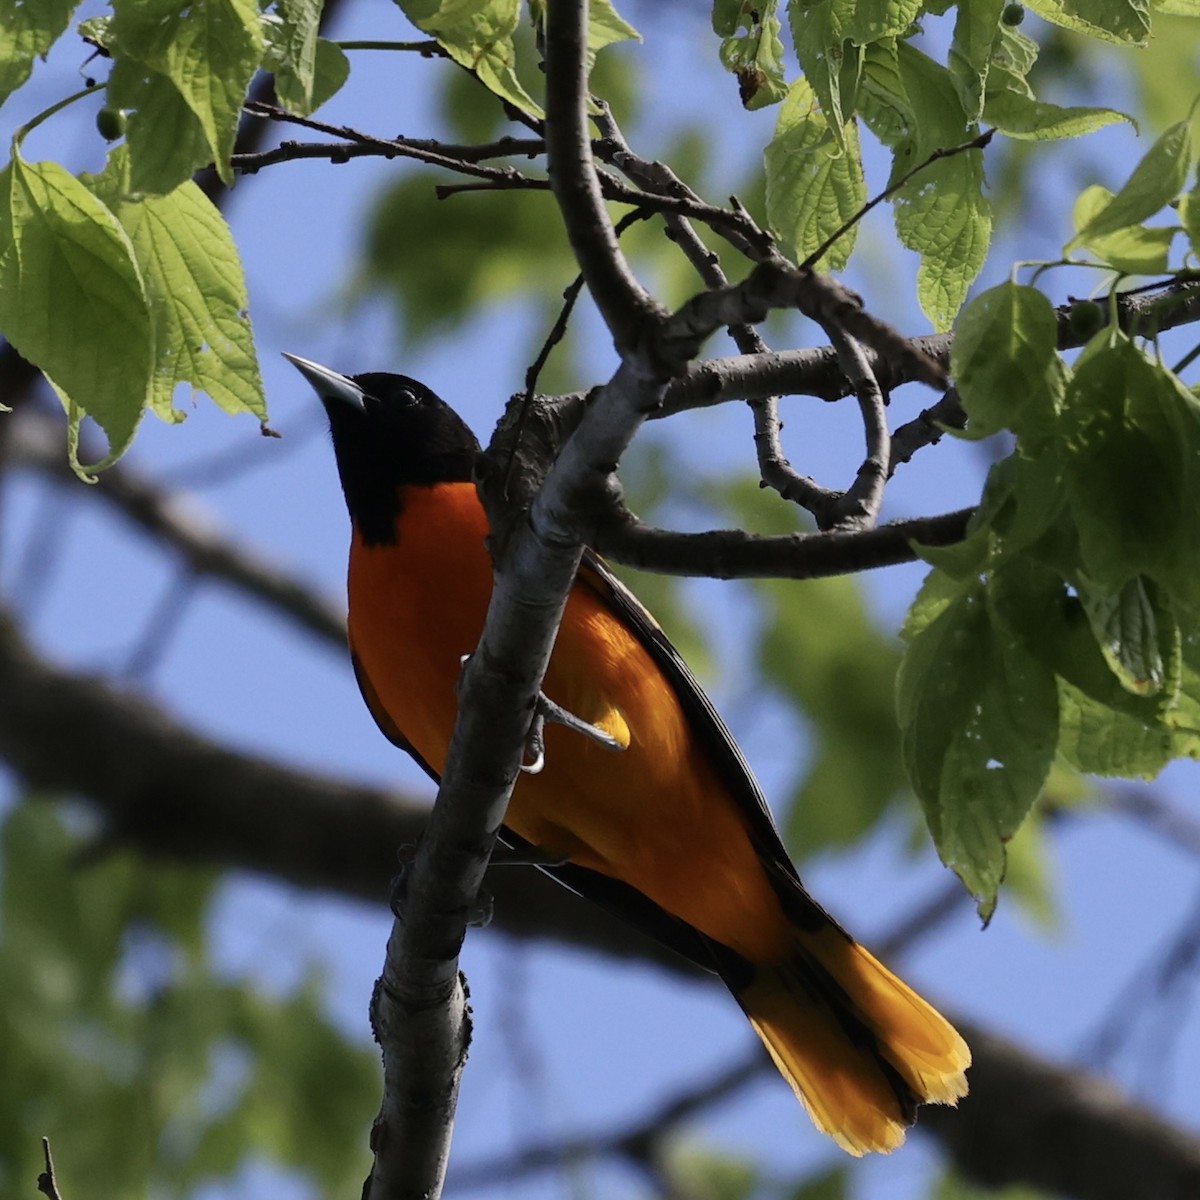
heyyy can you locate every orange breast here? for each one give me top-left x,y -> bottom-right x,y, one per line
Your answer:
347,482 -> 793,962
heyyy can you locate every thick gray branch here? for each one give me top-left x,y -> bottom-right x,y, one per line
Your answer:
543,1 -> 662,350
3,612 -> 1200,1197
365,6 -> 674,1197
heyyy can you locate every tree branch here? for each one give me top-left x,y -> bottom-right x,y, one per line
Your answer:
591,505 -> 975,580
3,614 -> 1200,1197
826,327 -> 889,530
543,1 -> 663,350
364,5 -> 673,1196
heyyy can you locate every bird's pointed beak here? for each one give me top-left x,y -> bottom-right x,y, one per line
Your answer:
282,352 -> 366,412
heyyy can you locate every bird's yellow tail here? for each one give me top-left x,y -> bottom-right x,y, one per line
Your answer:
736,928 -> 970,1155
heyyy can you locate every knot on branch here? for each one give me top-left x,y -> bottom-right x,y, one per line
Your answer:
476,391 -> 589,563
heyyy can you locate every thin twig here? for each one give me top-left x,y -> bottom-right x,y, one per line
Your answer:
240,100 -> 541,186
37,1138 -> 63,1200
234,135 -> 545,175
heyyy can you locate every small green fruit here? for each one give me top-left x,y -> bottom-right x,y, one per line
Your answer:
1002,3 -> 1025,25
96,106 -> 127,142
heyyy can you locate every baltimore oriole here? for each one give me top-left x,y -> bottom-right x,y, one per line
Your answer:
287,353 -> 970,1154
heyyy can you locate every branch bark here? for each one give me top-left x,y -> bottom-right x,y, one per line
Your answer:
3,613 -> 1200,1199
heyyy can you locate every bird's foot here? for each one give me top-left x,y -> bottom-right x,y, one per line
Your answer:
521,691 -> 625,775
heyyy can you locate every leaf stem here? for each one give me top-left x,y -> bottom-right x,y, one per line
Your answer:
12,85 -> 98,151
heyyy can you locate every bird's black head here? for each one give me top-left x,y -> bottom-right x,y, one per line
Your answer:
285,355 -> 481,545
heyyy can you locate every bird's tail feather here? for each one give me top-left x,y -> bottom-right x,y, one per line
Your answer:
732,926 -> 970,1155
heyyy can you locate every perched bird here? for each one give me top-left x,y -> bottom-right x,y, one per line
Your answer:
287,353 -> 969,1155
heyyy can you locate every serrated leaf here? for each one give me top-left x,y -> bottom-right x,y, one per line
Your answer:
840,0 -> 924,42
1024,0 -> 1151,43
0,0 -> 80,104
109,0 -> 263,188
983,89 -> 1130,141
399,0 -> 543,118
1178,177 -> 1200,255
715,0 -> 787,109
108,56 -> 213,195
764,78 -> 866,270
1076,575 -> 1175,696
859,38 -> 916,147
587,0 -> 640,56
1062,335 -> 1200,609
949,0 -> 1004,121
82,146 -> 266,426
1084,221 -> 1176,273
898,574 -> 1058,918
790,0 -> 867,151
991,23 -> 1039,81
0,155 -> 152,473
1057,678 -> 1177,774
891,43 -> 991,329
1069,117 -> 1192,247
951,282 -> 1065,441
264,0 -> 349,115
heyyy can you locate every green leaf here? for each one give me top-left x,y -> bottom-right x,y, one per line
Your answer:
840,0 -> 925,42
265,0 -> 350,115
108,57 -> 214,195
983,90 -> 1130,141
0,0 -> 80,104
859,38 -> 917,148
1062,335 -> 1200,609
587,0 -> 641,60
1024,0 -> 1151,43
1082,222 -> 1177,274
790,0 -> 868,151
949,0 -> 1004,121
1057,678 -> 1177,774
0,155 -> 152,473
0,800 -> 380,1197
891,43 -> 992,330
399,0 -> 543,118
951,282 -> 1066,442
715,0 -> 788,109
82,146 -> 266,426
764,77 -> 867,270
1076,574 -> 1176,696
898,573 -> 1058,918
989,553 -> 1189,758
1176,175 -> 1200,257
1068,117 -> 1192,247
107,0 -> 264,192
990,22 -> 1039,84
